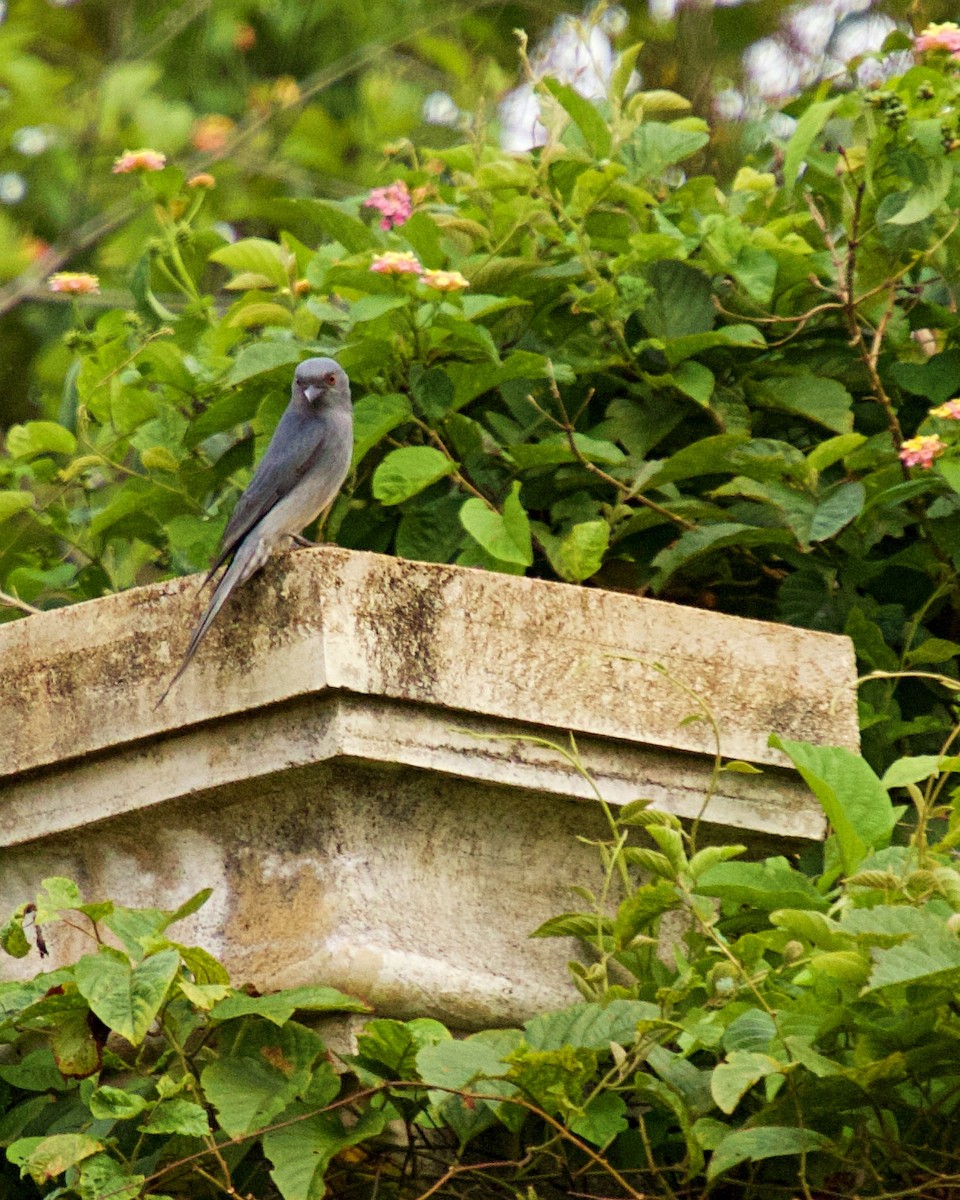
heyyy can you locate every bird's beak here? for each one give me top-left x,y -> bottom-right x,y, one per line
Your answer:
302,384 -> 323,405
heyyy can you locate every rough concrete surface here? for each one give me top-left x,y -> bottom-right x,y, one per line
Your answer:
0,547 -> 859,1025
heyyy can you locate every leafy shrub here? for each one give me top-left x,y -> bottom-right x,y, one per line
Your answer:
4,731 -> 960,1198
4,31 -> 960,766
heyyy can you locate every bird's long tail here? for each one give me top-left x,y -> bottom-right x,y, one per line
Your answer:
155,535 -> 269,707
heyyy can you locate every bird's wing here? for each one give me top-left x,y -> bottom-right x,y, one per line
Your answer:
205,409 -> 330,581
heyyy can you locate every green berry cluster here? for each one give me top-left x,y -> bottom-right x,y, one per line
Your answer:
867,89 -> 908,129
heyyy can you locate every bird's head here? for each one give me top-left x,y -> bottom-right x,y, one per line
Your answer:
294,357 -> 351,410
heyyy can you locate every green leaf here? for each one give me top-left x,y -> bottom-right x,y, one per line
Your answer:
885,157 -> 952,226
783,96 -> 844,193
892,352 -> 960,404
881,755 -> 959,788
711,1051 -> 781,1114
78,1154 -> 145,1200
459,483 -> 533,566
5,421 -> 76,459
351,393 -> 412,467
938,459 -> 960,496
263,1102 -> 388,1200
543,78 -> 611,158
445,351 -> 572,409
864,922 -> 960,992
88,1086 -> 149,1121
626,121 -> 709,176
672,360 -> 715,405
396,494 -> 464,562
224,342 -> 304,387
201,1023 -> 330,1138
139,1098 -> 210,1137
279,197 -> 382,253
509,433 -> 624,468
372,446 -> 456,505
210,985 -> 368,1026
695,857 -> 829,911
809,481 -> 865,542
646,433 -> 749,487
0,489 -> 34,523
905,637 -> 960,666
707,1125 -> 832,1181
346,294 -> 409,328
524,1000 -> 659,1051
753,375 -> 854,433
659,323 -> 764,366
74,948 -> 180,1046
210,238 -> 293,288
642,260 -> 714,338
537,519 -> 609,582
768,738 -> 898,874
570,1091 -> 628,1146
806,433 -> 867,472
652,524 -> 794,589
8,1133 -> 103,1184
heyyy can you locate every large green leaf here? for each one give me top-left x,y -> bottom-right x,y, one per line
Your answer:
5,421 -> 76,459
642,260 -> 714,338
707,1126 -> 833,1181
695,858 -> 829,912
753,376 -> 854,433
351,393 -> 412,466
769,738 -> 901,874
711,1051 -> 782,1114
783,96 -> 844,193
524,1000 -> 660,1051
210,238 -> 293,288
262,1097 -> 387,1200
536,519 -> 609,582
543,78 -> 611,158
652,524 -> 794,589
210,985 -> 368,1027
74,948 -> 179,1046
459,483 -> 532,566
372,446 -> 456,505
201,1023 -> 329,1138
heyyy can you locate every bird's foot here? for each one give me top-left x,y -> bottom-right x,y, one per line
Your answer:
290,534 -> 318,548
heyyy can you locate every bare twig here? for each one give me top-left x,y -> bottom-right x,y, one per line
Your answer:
0,589 -> 42,616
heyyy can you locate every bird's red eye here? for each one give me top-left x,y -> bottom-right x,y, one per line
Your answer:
325,373 -> 337,386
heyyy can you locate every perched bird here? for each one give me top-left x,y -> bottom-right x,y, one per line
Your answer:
157,357 -> 353,704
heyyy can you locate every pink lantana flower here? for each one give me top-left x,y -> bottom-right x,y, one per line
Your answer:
930,399 -> 960,420
421,268 -> 469,292
112,149 -> 166,174
363,181 -> 413,231
915,22 -> 960,54
899,435 -> 947,469
370,250 -> 423,275
48,271 -> 100,295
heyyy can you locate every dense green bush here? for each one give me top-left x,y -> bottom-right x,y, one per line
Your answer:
4,24 -> 960,767
4,733 -> 960,1198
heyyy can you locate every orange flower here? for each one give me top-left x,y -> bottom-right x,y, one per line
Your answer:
187,172 -> 216,189
48,272 -> 100,295
272,76 -> 301,108
191,115 -> 235,154
370,251 -> 423,276
233,23 -> 256,51
112,148 -> 166,174
899,435 -> 946,469
421,268 -> 469,292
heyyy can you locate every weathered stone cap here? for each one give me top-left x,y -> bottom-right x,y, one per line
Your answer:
0,546 -> 858,784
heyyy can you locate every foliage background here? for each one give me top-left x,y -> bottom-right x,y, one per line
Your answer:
2,0 -> 960,773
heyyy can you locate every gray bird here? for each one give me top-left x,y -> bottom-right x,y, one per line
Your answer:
157,357 -> 353,704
